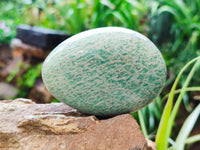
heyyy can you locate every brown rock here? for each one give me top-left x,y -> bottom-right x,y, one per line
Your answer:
0,44 -> 12,68
146,138 -> 157,150
0,56 -> 22,81
0,82 -> 18,99
28,79 -> 53,103
0,99 -> 148,150
11,38 -> 51,59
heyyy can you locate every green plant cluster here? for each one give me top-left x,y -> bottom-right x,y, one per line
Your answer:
0,0 -> 23,45
156,56 -> 200,150
0,0 -> 148,34
0,20 -> 16,45
149,0 -> 200,81
133,56 -> 200,150
148,0 -> 200,117
6,62 -> 42,98
17,63 -> 42,97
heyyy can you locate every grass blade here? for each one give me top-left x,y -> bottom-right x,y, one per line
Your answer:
162,87 -> 200,102
166,59 -> 200,148
185,134 -> 200,144
156,56 -> 200,150
174,104 -> 200,150
138,110 -> 148,137
158,6 -> 179,20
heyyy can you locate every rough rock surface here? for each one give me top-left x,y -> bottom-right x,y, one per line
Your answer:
0,99 -> 150,150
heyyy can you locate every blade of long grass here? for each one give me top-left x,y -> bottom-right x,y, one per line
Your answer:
112,11 -> 128,26
138,110 -> 148,137
91,0 -> 101,28
148,103 -> 156,131
174,104 -> 200,150
151,100 -> 162,121
158,6 -> 179,20
162,87 -> 200,101
185,134 -> 200,144
156,96 -> 163,112
126,0 -> 147,12
166,59 -> 200,148
156,56 -> 200,150
149,1 -> 159,16
122,8 -> 134,28
141,106 -> 148,127
100,0 -> 115,9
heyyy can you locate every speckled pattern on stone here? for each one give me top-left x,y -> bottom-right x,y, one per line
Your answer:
42,27 -> 167,117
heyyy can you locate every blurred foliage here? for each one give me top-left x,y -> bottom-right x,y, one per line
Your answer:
0,20 -> 16,45
148,0 -> 200,80
6,62 -> 42,97
1,0 -> 200,72
6,61 -> 23,83
1,0 -> 200,147
148,0 -> 200,113
0,0 -> 149,34
16,63 -> 42,97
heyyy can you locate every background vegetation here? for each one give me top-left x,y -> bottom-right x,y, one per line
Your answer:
0,0 -> 200,149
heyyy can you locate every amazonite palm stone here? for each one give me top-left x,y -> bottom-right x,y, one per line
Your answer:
42,27 -> 166,117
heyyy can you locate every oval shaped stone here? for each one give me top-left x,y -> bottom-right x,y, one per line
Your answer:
42,27 -> 166,117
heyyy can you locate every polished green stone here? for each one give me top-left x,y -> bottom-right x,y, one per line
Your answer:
42,27 -> 166,117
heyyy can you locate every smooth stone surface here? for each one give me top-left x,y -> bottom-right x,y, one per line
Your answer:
42,27 -> 166,117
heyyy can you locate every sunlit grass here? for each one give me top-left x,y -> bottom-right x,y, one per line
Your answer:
156,56 -> 200,150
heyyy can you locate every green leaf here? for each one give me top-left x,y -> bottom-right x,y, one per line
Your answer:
156,56 -> 200,150
166,59 -> 200,148
162,87 -> 200,102
158,6 -> 179,19
174,104 -> 200,150
138,110 -> 148,137
112,11 -> 128,26
185,134 -> 200,145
